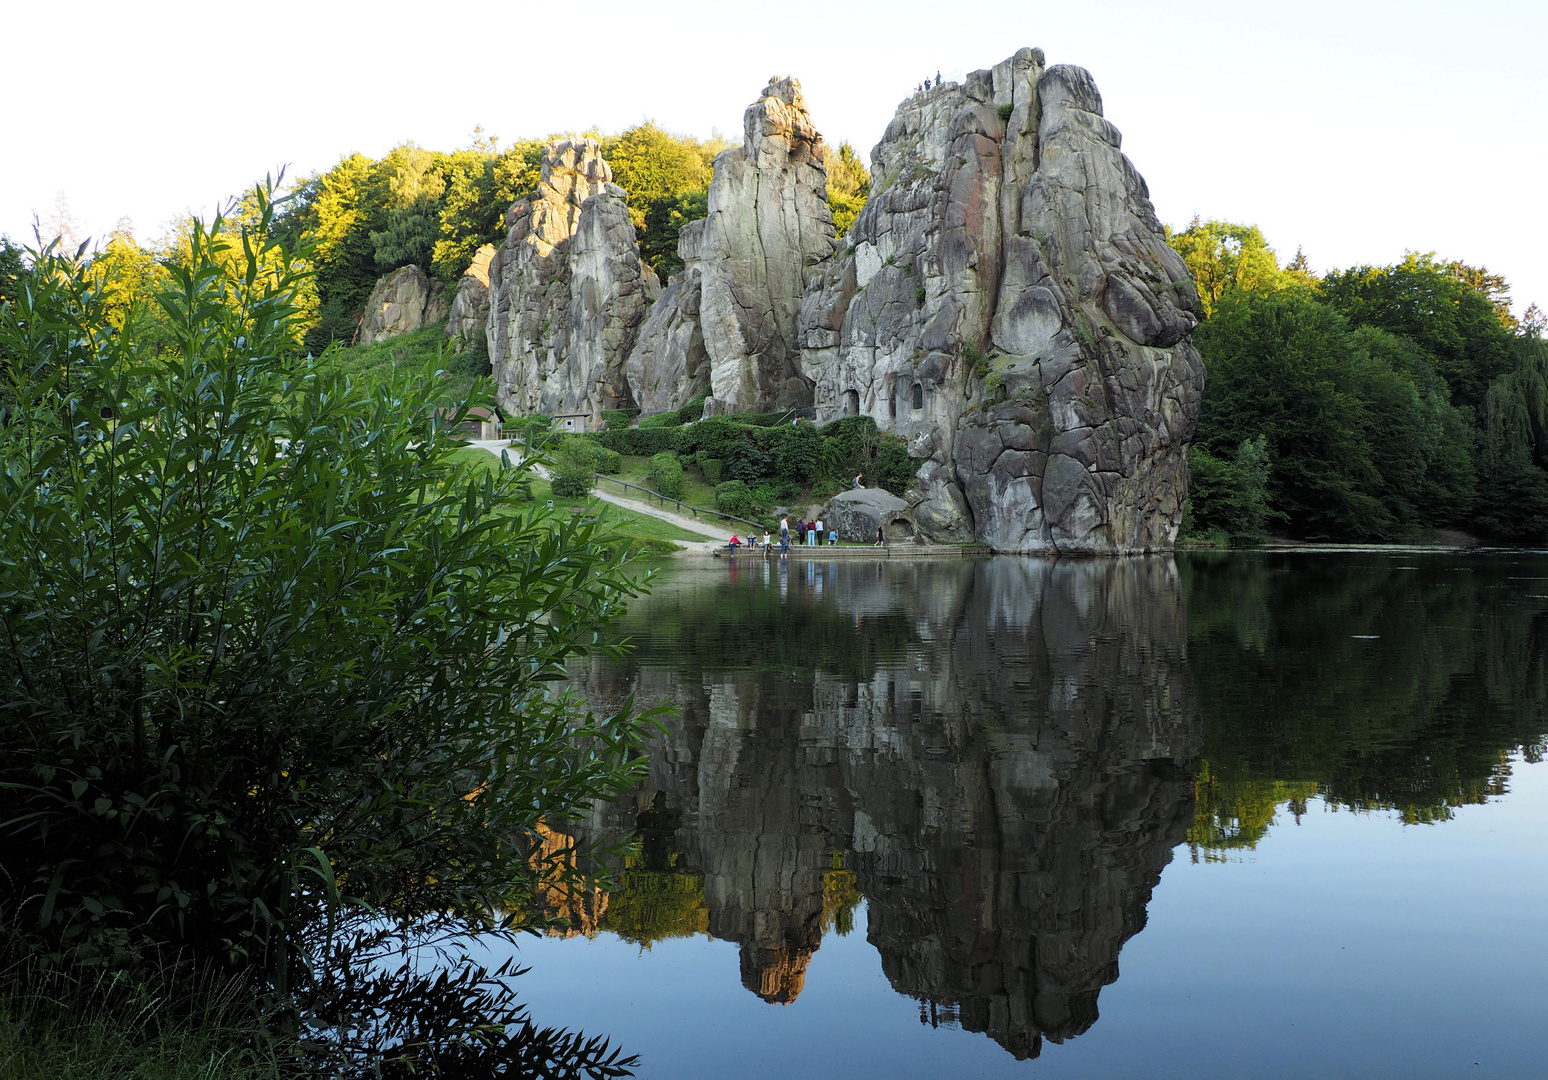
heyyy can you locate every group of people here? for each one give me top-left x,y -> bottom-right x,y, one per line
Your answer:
728,513 -> 887,555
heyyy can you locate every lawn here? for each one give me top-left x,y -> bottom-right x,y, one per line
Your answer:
450,446 -> 708,552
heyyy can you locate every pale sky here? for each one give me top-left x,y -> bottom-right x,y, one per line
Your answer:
6,0 -> 1544,317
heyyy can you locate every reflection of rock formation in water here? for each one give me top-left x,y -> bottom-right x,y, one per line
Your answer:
561,558 -> 1200,1055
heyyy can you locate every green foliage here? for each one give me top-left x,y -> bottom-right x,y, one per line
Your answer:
825,142 -> 871,241
602,407 -> 641,429
1167,217 -> 1307,317
550,437 -> 602,496
1192,288 -> 1493,540
649,452 -> 685,499
1322,252 -> 1515,414
873,433 -> 918,495
640,190 -> 708,277
694,452 -> 724,482
594,425 -> 683,456
1185,437 -> 1276,543
639,393 -> 708,427
0,188 -> 651,985
714,480 -> 753,517
596,446 -> 623,473
603,124 -> 725,275
996,103 -> 1014,121
0,963 -> 289,1080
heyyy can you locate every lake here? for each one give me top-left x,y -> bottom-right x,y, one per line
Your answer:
491,552 -> 1548,1078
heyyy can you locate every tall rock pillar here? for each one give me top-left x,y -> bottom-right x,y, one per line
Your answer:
485,139 -> 658,422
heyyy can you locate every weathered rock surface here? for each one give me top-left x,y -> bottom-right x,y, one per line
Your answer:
623,246 -> 710,416
626,77 -> 836,419
800,50 -> 1203,553
355,264 -> 448,346
445,243 -> 494,351
486,140 -> 658,420
821,487 -> 910,542
557,558 -> 1201,1052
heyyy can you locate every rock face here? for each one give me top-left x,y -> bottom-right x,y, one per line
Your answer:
822,487 -> 910,542
557,557 -> 1201,1053
623,249 -> 711,416
625,77 -> 836,418
799,50 -> 1204,553
485,140 -> 658,421
444,243 -> 494,351
355,264 -> 448,346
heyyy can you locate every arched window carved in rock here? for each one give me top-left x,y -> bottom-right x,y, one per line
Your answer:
911,382 -> 924,411
844,389 -> 860,416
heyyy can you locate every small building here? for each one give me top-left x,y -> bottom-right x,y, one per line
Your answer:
436,406 -> 504,441
552,412 -> 591,434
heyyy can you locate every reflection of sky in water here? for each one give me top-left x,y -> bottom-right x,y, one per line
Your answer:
508,554 -> 1548,1078
504,766 -> 1548,1079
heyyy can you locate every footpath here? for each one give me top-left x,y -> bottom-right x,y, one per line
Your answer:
463,439 -> 990,558
464,439 -> 727,548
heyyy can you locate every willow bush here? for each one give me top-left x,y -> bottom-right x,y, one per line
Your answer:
0,185 -> 655,993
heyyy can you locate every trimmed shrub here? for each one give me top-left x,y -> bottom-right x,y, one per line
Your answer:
597,447 -> 623,474
649,453 -> 685,500
714,480 -> 753,517
593,426 -> 683,457
694,453 -> 724,483
601,408 -> 640,429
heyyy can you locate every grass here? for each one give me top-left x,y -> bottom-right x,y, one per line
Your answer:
450,447 -> 709,552
329,319 -> 483,403
0,966 -> 290,1080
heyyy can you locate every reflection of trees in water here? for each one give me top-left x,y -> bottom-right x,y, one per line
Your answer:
558,557 -> 1203,1060
1181,551 -> 1548,849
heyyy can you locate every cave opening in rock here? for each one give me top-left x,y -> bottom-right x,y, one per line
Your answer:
844,389 -> 860,416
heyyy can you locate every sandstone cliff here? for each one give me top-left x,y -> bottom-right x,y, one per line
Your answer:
355,264 -> 448,346
485,140 -> 658,421
445,243 -> 494,351
800,50 -> 1203,553
626,78 -> 836,418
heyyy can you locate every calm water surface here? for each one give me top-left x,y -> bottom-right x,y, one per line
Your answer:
499,553 -> 1548,1078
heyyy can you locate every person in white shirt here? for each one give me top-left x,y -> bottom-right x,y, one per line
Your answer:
815,518 -> 825,545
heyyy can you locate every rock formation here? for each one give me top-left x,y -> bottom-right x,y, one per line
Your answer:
555,557 -> 1202,1056
821,487 -> 910,542
800,50 -> 1204,553
355,264 -> 448,346
623,254 -> 710,416
444,243 -> 494,351
485,140 -> 658,421
625,78 -> 836,418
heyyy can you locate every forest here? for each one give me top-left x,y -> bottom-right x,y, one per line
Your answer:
1172,219 -> 1548,544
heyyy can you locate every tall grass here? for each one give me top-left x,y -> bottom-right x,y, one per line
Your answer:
0,962 -> 291,1080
